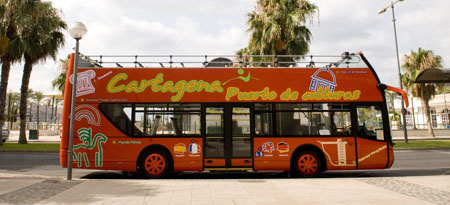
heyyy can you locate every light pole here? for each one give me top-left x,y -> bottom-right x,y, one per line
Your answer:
67,22 -> 87,180
379,0 -> 408,143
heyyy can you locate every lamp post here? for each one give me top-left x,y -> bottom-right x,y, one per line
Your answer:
378,0 -> 408,143
67,22 -> 87,180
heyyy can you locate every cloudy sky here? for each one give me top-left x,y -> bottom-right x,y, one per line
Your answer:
5,0 -> 450,94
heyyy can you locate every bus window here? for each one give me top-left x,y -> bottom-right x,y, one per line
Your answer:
275,103 -> 351,136
144,104 -> 200,136
205,107 -> 224,158
141,105 -> 171,135
206,107 -> 224,135
232,107 -> 251,158
99,103 -> 133,135
134,112 -> 145,134
100,103 -> 200,137
357,105 -> 384,141
255,103 -> 273,136
330,111 -> 352,135
232,107 -> 250,135
255,112 -> 272,135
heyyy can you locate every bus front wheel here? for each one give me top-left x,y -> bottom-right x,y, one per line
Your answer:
139,150 -> 170,179
293,151 -> 322,178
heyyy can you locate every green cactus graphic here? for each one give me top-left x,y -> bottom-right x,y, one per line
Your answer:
73,128 -> 108,167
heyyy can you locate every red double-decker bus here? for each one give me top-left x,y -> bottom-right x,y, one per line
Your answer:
60,52 -> 407,178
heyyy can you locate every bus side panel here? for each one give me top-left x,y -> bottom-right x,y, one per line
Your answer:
357,138 -> 389,169
65,104 -> 204,172
253,137 -> 357,171
60,53 -> 75,168
387,143 -> 394,168
70,137 -> 204,172
150,138 -> 203,172
65,103 -> 135,170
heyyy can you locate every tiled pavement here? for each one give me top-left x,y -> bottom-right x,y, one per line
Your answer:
0,172 -> 449,204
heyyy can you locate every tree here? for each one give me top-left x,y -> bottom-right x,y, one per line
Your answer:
6,91 -> 19,129
435,84 -> 450,95
402,47 -> 443,137
0,0 -> 27,146
52,56 -> 69,94
17,0 -> 66,144
401,72 -> 417,129
241,0 -> 318,66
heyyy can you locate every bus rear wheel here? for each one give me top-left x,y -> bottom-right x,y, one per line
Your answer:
293,151 -> 322,178
139,150 -> 170,179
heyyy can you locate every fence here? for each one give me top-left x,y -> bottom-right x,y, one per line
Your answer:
5,122 -> 61,133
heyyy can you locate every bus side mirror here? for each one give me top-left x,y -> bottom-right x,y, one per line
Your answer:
378,84 -> 409,107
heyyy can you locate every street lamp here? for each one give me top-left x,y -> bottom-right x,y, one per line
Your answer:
378,0 -> 408,143
67,22 -> 87,180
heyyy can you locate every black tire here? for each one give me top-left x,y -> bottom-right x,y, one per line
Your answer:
292,150 -> 323,178
139,149 -> 171,179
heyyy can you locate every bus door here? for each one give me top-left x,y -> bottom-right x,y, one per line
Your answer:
203,105 -> 253,168
355,104 -> 390,169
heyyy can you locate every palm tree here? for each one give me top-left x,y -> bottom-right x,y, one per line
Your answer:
0,0 -> 26,146
17,0 -> 66,144
52,56 -> 69,94
242,0 -> 318,66
6,91 -> 19,130
402,47 -> 443,137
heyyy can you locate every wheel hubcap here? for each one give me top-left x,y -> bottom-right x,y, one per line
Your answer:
144,153 -> 166,175
298,154 -> 318,175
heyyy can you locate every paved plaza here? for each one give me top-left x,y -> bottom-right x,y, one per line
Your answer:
0,170 -> 449,204
2,131 -> 450,204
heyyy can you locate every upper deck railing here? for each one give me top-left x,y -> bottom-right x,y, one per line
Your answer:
80,52 -> 368,69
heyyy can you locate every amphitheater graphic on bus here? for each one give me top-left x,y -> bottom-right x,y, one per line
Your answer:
318,139 -> 355,167
309,68 -> 337,92
69,70 -> 96,97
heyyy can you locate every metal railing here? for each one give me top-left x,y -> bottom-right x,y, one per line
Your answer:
80,52 -> 365,68
5,122 -> 60,130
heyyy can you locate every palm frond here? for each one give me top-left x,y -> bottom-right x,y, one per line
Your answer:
239,0 -> 318,57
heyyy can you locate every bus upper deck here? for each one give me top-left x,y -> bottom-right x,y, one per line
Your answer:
65,52 -> 395,104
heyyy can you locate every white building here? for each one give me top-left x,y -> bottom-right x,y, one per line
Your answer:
393,93 -> 450,129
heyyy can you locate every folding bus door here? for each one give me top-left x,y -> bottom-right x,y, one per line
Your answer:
203,105 -> 253,168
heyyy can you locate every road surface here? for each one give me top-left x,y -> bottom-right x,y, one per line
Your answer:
0,149 -> 449,179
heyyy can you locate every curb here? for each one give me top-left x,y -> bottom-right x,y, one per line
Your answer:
3,141 -> 60,144
392,138 -> 450,141
0,149 -> 59,153
394,147 -> 450,151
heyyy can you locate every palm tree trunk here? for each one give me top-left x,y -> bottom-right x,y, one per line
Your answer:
7,94 -> 12,124
18,61 -> 33,144
422,98 -> 436,138
411,96 -> 417,129
0,60 -> 12,146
